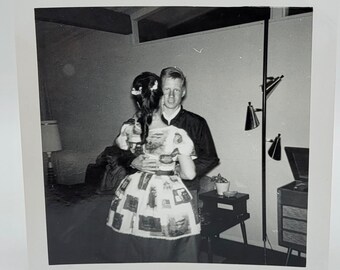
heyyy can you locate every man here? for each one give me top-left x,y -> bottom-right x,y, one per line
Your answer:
106,67 -> 219,262
125,66 -> 219,198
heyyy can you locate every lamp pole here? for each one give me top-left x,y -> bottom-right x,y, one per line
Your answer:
46,151 -> 56,187
262,18 -> 269,264
41,120 -> 62,188
245,17 -> 284,265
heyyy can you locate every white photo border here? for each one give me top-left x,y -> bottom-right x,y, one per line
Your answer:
14,0 -> 338,270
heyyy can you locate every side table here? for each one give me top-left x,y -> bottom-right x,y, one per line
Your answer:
199,190 -> 250,262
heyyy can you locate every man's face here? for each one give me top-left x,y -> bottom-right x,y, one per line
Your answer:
162,77 -> 185,110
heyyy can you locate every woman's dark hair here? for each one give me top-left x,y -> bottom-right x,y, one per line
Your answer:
131,72 -> 163,144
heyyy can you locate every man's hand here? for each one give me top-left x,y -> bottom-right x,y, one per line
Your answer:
130,155 -> 159,172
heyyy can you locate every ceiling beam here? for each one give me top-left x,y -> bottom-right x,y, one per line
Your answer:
270,7 -> 289,19
35,7 -> 132,34
130,7 -> 163,44
130,7 -> 163,20
166,7 -> 218,28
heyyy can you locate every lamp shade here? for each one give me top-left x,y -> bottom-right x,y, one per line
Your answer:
245,102 -> 260,130
41,120 -> 62,152
265,75 -> 284,99
268,133 -> 281,160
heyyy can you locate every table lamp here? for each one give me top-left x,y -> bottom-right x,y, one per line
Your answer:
41,120 -> 62,186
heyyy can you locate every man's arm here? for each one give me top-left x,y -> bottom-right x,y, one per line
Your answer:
114,116 -> 160,173
116,146 -> 138,174
116,144 -> 160,173
191,118 -> 219,178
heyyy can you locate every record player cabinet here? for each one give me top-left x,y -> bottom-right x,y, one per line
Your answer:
277,147 -> 309,264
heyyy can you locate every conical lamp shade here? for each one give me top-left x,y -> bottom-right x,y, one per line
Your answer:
245,102 -> 260,130
268,134 -> 281,160
266,75 -> 284,99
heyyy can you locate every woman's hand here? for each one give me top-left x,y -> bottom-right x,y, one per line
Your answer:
131,155 -> 159,172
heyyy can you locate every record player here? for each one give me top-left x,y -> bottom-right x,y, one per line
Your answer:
277,147 -> 309,258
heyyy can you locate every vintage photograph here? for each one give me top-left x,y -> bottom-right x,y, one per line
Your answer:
34,6 -> 313,266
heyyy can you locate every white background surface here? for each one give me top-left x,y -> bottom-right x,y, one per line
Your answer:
1,0 -> 339,270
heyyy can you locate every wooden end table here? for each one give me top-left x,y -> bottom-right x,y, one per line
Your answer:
199,190 -> 250,262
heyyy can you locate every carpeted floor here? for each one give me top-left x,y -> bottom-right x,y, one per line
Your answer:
44,183 -> 305,266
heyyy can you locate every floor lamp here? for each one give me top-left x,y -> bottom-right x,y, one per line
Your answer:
245,18 -> 284,264
41,120 -> 62,187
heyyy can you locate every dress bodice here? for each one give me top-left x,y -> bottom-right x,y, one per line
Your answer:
116,124 -> 196,171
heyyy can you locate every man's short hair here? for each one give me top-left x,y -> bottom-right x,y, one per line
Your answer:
160,66 -> 187,89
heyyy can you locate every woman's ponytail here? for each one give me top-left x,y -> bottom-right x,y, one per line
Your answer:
131,72 -> 163,144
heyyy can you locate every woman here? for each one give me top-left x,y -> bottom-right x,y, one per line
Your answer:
105,72 -> 200,263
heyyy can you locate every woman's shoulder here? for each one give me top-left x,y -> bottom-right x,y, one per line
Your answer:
167,126 -> 193,144
169,126 -> 195,156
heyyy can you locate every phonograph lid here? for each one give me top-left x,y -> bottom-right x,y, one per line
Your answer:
285,147 -> 309,182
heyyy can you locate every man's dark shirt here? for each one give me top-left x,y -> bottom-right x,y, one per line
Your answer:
117,107 -> 219,191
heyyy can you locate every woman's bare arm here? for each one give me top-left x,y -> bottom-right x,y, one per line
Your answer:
177,155 -> 196,180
